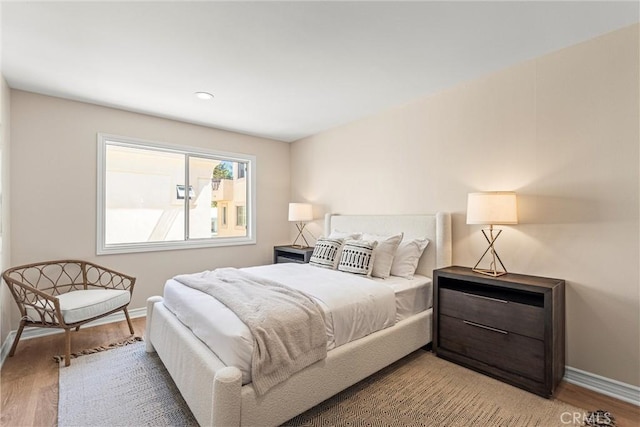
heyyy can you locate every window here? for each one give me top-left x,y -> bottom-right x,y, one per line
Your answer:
237,163 -> 246,179
97,133 -> 256,254
221,205 -> 228,227
236,205 -> 246,227
175,185 -> 194,200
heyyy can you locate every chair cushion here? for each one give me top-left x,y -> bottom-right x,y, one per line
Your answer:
26,289 -> 130,324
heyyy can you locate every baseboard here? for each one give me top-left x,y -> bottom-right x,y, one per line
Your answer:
0,307 -> 146,368
564,366 -> 640,406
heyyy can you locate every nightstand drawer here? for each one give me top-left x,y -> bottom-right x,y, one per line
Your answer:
440,287 -> 545,340
439,314 -> 545,382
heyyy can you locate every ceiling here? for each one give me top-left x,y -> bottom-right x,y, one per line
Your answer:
2,1 -> 638,142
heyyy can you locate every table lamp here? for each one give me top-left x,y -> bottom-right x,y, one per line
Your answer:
288,203 -> 313,248
466,192 -> 518,277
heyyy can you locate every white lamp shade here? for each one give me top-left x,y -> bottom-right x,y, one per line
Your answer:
288,203 -> 313,222
466,192 -> 518,225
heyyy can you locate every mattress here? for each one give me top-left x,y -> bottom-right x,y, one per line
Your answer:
163,263 -> 432,384
374,274 -> 433,322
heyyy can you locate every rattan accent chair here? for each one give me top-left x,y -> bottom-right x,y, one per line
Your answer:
2,260 -> 136,366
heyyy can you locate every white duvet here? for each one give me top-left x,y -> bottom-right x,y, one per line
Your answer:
163,263 -> 398,384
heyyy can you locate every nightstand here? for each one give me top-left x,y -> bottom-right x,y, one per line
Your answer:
273,245 -> 315,264
433,266 -> 565,398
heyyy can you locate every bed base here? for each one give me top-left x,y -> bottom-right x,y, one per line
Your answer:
146,296 -> 432,427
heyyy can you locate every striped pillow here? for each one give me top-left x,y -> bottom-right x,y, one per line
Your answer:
309,238 -> 344,269
338,239 -> 377,276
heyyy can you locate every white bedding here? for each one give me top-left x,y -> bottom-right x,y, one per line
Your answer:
163,263 -> 432,384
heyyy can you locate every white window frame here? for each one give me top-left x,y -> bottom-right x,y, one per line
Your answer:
96,133 -> 257,255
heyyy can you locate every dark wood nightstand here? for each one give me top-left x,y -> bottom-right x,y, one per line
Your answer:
273,245 -> 315,264
433,266 -> 565,398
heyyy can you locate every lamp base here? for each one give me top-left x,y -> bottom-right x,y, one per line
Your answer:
472,267 -> 507,277
291,222 -> 310,248
472,226 -> 509,277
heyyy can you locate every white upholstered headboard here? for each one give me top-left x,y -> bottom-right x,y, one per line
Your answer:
324,212 -> 452,278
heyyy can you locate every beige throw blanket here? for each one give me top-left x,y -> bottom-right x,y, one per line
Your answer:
174,267 -> 327,395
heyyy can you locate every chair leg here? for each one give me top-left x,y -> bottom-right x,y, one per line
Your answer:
64,329 -> 71,367
8,320 -> 26,357
123,307 -> 134,335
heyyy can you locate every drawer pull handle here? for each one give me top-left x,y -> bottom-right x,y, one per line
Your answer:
463,320 -> 509,335
462,292 -> 508,304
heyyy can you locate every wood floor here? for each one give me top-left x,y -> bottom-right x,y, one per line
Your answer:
1,318 -> 638,427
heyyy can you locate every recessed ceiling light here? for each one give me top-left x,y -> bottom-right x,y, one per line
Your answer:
194,91 -> 214,100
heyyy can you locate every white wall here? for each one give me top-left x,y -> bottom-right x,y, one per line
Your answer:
291,25 -> 639,387
9,91 -> 291,322
0,76 -> 12,348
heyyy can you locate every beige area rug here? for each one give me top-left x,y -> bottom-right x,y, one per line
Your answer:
59,341 -> 590,427
285,351 -> 589,427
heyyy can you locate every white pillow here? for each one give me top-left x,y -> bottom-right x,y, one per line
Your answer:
338,239 -> 377,276
328,229 -> 362,240
309,237 -> 344,269
390,238 -> 429,279
362,232 -> 403,279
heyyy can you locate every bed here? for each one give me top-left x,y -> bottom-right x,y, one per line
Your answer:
145,212 -> 452,426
